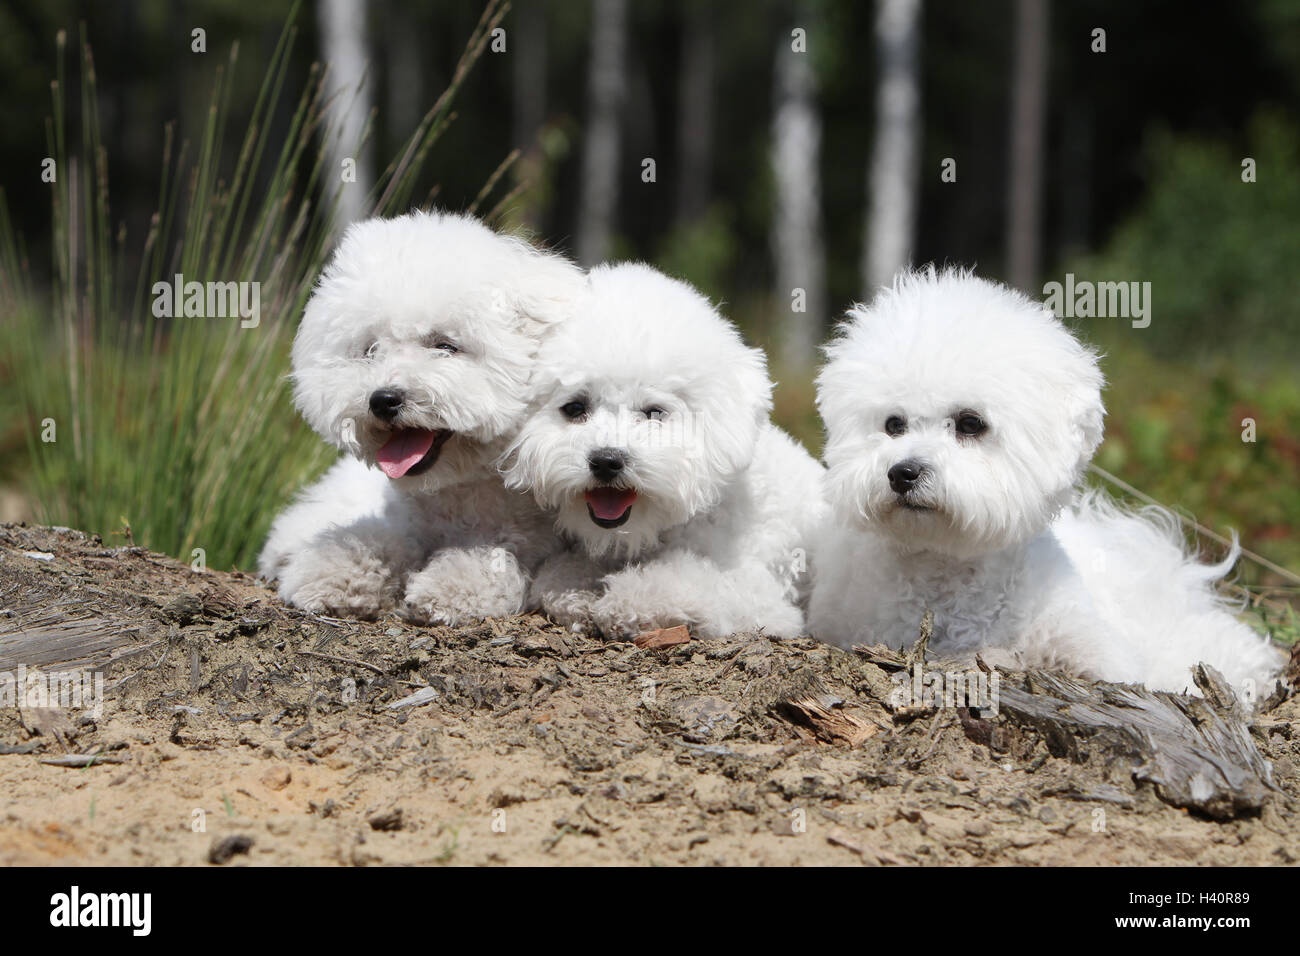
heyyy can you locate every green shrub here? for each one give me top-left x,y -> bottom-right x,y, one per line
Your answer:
1073,110 -> 1300,361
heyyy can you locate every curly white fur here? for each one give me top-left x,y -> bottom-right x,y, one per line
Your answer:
809,267 -> 1285,699
258,210 -> 583,623
503,262 -> 826,639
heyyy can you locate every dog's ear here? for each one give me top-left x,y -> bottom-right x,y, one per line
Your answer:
1055,318 -> 1106,475
1071,391 -> 1105,468
691,342 -> 773,477
500,247 -> 587,332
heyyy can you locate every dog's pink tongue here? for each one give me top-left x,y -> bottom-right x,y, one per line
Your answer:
376,428 -> 437,478
585,487 -> 638,520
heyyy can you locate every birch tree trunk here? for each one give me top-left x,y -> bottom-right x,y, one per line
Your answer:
863,0 -> 922,295
383,0 -> 422,146
319,0 -> 374,233
576,0 -> 628,267
675,2 -> 715,225
770,35 -> 825,374
512,0 -> 548,152
1005,0 -> 1049,291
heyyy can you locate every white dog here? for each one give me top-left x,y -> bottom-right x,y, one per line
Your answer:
809,267 -> 1285,697
503,262 -> 826,639
259,211 -> 583,624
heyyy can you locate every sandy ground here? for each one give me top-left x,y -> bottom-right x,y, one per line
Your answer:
0,522 -> 1297,866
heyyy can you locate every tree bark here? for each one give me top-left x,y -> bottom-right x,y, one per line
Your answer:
383,0 -> 423,146
576,0 -> 628,267
1005,0 -> 1049,291
319,0 -> 374,233
863,0 -> 922,295
770,33 -> 825,374
512,0 -> 548,153
675,2 -> 715,225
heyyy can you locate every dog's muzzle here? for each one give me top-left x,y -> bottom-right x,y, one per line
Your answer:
887,458 -> 936,511
888,458 -> 925,495
588,447 -> 627,482
369,387 -> 405,423
585,448 -> 637,528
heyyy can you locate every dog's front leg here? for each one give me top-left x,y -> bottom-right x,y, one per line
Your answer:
275,517 -> 418,619
402,545 -> 529,626
590,555 -> 804,640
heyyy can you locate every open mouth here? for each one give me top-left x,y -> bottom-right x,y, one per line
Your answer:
585,487 -> 638,529
376,428 -> 453,479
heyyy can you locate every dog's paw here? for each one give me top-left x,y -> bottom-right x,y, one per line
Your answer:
402,547 -> 528,626
585,591 -> 690,640
743,601 -> 804,640
284,581 -> 387,619
536,576 -> 690,638
537,587 -> 603,633
277,551 -> 397,619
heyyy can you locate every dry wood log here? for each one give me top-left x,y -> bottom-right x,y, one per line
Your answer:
778,694 -> 880,746
0,615 -> 139,672
852,643 -> 908,671
996,664 -> 1275,819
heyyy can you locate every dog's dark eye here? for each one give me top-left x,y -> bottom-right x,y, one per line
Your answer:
560,399 -> 588,421
955,412 -> 988,437
363,341 -> 380,359
885,415 -> 907,437
644,406 -> 667,421
430,341 -> 459,354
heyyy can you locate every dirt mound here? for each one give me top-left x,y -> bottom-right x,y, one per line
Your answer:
1,523 -> 1297,865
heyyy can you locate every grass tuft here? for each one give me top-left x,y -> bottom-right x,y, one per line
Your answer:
1,0 -> 509,570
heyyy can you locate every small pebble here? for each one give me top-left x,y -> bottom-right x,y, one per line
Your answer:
208,835 -> 254,865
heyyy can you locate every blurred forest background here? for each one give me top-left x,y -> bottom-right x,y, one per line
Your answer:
0,0 -> 1297,621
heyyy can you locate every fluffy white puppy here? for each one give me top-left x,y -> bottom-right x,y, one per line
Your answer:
503,262 -> 825,639
258,210 -> 583,623
809,267 -> 1285,697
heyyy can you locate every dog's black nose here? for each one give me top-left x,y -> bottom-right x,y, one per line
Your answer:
368,388 -> 405,422
888,459 -> 925,495
588,448 -> 627,483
